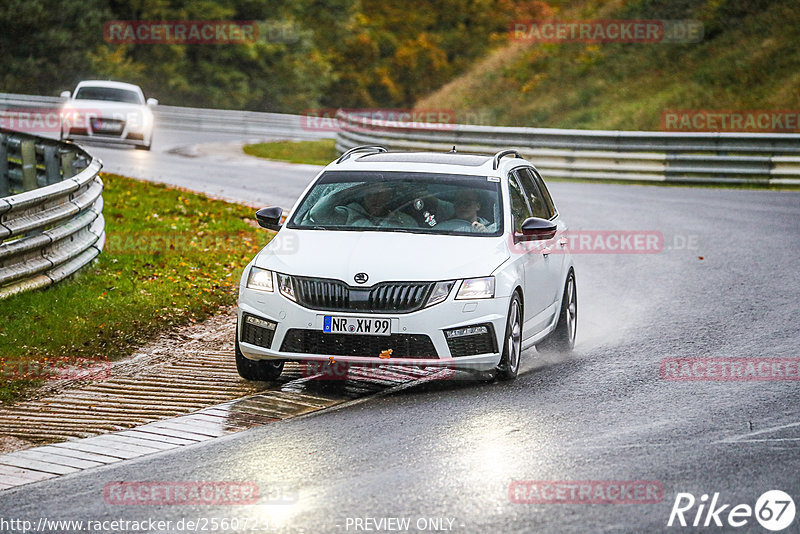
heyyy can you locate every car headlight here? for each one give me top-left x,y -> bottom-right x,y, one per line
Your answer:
60,107 -> 78,122
456,277 -> 495,300
132,112 -> 150,130
246,267 -> 274,292
277,273 -> 296,301
425,280 -> 455,308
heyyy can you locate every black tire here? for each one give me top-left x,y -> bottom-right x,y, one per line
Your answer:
235,333 -> 284,381
496,292 -> 523,380
536,270 -> 577,353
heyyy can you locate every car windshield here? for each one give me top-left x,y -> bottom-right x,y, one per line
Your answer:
74,86 -> 142,104
288,171 -> 503,236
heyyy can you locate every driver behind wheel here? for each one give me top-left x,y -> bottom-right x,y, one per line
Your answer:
345,183 -> 418,228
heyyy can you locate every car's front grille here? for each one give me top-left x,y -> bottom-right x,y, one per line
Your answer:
292,276 -> 434,313
445,324 -> 497,357
281,329 -> 438,358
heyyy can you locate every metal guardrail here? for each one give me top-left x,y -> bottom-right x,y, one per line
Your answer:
334,111 -> 800,185
0,92 -> 327,140
0,130 -> 104,299
2,92 -> 798,184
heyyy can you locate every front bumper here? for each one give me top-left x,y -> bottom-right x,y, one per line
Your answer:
64,132 -> 150,147
237,286 -> 508,372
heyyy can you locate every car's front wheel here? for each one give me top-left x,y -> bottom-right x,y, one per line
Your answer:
235,334 -> 284,381
496,292 -> 523,380
536,269 -> 577,353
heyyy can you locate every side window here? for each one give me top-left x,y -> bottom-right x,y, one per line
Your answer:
517,168 -> 553,219
508,174 -> 533,232
530,168 -> 557,218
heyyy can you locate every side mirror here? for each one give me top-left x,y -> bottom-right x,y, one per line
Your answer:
255,206 -> 283,231
60,91 -> 71,99
146,98 -> 158,107
520,217 -> 557,240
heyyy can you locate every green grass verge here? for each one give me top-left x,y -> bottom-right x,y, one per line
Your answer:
243,139 -> 338,166
0,173 -> 272,404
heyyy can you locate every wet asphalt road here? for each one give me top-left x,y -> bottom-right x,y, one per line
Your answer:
73,127 -> 326,209
1,131 -> 799,533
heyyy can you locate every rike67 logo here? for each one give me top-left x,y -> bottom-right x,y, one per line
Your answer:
668,490 -> 796,531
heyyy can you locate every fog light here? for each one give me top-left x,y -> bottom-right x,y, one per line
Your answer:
445,325 -> 489,339
245,315 -> 276,330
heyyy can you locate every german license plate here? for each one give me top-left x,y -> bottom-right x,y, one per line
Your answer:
323,316 -> 391,336
93,120 -> 122,132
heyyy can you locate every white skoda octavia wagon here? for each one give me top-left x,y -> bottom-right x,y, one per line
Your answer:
236,147 -> 577,381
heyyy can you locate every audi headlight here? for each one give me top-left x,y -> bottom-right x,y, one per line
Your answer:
456,277 -> 495,300
132,111 -> 150,130
246,267 -> 274,292
277,273 -> 296,301
425,280 -> 455,308
60,106 -> 78,122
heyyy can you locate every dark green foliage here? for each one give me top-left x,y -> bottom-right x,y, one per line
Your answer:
1,0 -> 533,111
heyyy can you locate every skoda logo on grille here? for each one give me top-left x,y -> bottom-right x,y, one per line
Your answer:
353,272 -> 369,284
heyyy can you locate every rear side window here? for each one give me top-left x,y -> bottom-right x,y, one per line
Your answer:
516,168 -> 554,220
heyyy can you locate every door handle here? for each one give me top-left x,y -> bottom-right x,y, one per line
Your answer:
558,238 -> 568,248
542,247 -> 552,256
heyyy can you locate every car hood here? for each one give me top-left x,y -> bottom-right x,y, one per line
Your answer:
255,228 -> 510,283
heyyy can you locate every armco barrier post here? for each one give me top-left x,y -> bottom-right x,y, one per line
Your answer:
59,147 -> 75,179
43,145 -> 60,185
0,133 -> 8,197
20,139 -> 37,191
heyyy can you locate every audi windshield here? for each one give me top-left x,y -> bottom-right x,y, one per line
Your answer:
74,86 -> 143,104
288,171 -> 503,236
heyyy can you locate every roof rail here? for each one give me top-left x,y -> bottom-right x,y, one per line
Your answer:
336,145 -> 388,164
492,149 -> 523,170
